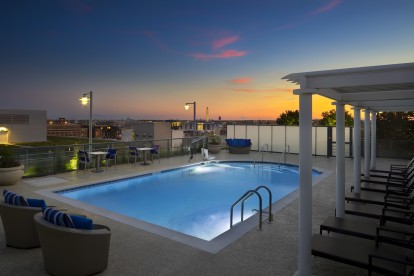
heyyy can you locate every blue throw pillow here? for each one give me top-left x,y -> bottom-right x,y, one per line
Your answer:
70,214 -> 94,230
27,198 -> 46,209
3,190 -> 29,206
42,207 -> 75,228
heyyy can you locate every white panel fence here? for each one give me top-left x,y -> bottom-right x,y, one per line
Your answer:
226,125 -> 352,157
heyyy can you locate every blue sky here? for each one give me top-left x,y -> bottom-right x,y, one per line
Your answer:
1,0 -> 413,120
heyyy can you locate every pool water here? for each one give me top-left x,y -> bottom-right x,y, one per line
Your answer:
57,161 -> 320,241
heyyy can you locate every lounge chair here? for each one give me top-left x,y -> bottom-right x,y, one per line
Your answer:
352,173 -> 414,194
344,202 -> 414,224
363,166 -> 414,181
34,212 -> 111,276
312,234 -> 414,275
105,148 -> 117,170
345,189 -> 414,209
370,157 -> 414,175
319,216 -> 414,249
0,201 -> 42,248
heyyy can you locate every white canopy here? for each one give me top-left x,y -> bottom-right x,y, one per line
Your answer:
282,62 -> 414,276
283,62 -> 414,112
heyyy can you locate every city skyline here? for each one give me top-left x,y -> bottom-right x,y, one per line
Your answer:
1,0 -> 413,120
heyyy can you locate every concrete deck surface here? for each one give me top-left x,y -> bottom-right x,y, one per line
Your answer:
0,150 -> 406,275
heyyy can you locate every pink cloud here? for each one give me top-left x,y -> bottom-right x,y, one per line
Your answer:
212,35 -> 240,50
190,50 -> 247,60
307,0 -> 342,16
230,78 -> 253,84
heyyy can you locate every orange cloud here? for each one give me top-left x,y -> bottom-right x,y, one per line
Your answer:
307,0 -> 342,16
190,50 -> 247,60
212,35 -> 239,50
230,77 -> 253,84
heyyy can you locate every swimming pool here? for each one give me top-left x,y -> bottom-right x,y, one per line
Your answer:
39,161 -> 324,253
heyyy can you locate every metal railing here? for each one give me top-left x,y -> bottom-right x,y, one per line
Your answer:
14,137 -> 196,177
230,185 -> 273,230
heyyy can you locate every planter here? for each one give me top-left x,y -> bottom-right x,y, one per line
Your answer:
0,165 -> 24,186
208,144 -> 221,154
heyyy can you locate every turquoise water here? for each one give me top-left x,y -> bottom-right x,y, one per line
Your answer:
58,162 -> 320,240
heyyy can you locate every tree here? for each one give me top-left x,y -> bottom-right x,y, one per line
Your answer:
276,110 -> 299,125
319,109 -> 354,127
376,112 -> 414,139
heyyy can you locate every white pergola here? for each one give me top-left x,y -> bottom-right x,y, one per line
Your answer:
282,62 -> 414,276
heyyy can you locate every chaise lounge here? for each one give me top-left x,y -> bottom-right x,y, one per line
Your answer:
225,138 -> 252,154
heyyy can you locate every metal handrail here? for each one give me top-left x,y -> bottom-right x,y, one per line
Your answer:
230,189 -> 263,230
254,144 -> 269,167
188,136 -> 207,162
241,185 -> 273,223
260,144 -> 269,162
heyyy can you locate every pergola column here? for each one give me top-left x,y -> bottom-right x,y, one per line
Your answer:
370,111 -> 377,169
335,102 -> 345,217
353,107 -> 361,193
298,92 -> 313,276
364,110 -> 371,177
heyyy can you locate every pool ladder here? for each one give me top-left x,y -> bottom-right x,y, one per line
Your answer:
230,185 -> 273,230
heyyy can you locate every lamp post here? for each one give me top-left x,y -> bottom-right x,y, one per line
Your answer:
80,91 -> 93,149
184,101 -> 196,138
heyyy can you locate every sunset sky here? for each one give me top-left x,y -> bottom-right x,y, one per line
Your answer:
1,0 -> 413,121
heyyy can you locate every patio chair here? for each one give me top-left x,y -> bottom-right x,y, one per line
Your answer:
129,146 -> 139,166
345,187 -> 414,209
312,234 -> 414,275
319,216 -> 414,249
105,148 -> 117,170
344,202 -> 414,225
78,150 -> 94,172
0,190 -> 51,249
352,173 -> 414,194
34,212 -> 111,276
370,156 -> 414,175
150,145 -> 160,163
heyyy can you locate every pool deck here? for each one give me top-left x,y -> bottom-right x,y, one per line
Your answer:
0,150 -> 406,275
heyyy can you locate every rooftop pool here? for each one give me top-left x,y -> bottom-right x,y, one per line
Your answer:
38,161 -> 324,253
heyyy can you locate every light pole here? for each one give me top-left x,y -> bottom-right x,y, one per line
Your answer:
80,91 -> 93,149
184,101 -> 196,138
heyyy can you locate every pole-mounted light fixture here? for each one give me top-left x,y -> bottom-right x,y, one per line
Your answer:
184,101 -> 196,138
79,91 -> 93,149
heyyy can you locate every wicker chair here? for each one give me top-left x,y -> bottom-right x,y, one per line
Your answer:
34,213 -> 111,276
0,201 -> 41,248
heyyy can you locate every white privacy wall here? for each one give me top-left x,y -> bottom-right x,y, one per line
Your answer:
226,125 -> 352,157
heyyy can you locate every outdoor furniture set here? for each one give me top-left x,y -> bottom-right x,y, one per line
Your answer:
312,157 -> 414,275
0,190 -> 111,276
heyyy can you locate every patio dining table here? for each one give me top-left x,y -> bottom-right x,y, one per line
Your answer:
136,147 -> 153,165
90,151 -> 107,172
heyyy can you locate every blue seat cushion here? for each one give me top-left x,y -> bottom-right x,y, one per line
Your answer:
42,207 -> 75,228
70,214 -> 94,230
225,139 -> 252,147
3,190 -> 29,206
27,198 -> 47,209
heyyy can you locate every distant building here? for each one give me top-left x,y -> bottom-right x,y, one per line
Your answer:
133,122 -> 184,149
0,109 -> 47,144
47,120 -> 87,138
